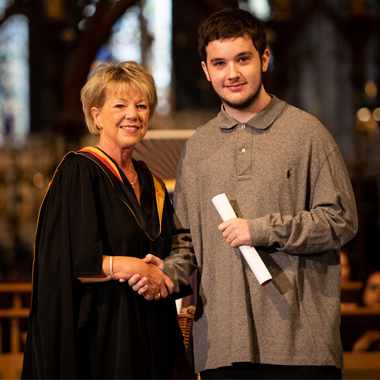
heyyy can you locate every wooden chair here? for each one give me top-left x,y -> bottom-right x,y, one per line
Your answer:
344,352 -> 380,379
341,281 -> 362,304
177,305 -> 201,379
0,282 -> 32,379
341,308 -> 380,379
177,305 -> 195,350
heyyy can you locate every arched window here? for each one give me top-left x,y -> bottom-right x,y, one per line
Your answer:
88,0 -> 172,115
0,11 -> 30,148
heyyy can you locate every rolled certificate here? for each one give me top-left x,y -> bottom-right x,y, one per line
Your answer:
212,193 -> 272,286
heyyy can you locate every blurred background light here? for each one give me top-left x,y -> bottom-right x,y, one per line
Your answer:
356,107 -> 372,122
373,107 -> 380,122
33,173 -> 44,188
242,0 -> 271,21
365,80 -> 377,97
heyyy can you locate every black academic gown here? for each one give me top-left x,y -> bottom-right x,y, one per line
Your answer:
22,149 -> 187,379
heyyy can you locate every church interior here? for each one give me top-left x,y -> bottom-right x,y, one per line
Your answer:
0,0 -> 379,378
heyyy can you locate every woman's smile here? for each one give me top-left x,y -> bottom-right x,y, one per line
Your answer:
120,125 -> 140,132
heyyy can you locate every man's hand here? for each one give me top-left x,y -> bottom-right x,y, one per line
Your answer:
127,254 -> 174,301
142,253 -> 164,270
218,218 -> 250,247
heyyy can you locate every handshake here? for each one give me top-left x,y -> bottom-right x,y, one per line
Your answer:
120,254 -> 174,301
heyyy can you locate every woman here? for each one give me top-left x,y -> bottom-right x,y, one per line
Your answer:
22,61 -> 191,379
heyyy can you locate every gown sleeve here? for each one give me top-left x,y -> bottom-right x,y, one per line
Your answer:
38,155 -> 104,282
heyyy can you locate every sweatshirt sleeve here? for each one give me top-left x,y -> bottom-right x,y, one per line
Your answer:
248,147 -> 358,254
163,153 -> 199,293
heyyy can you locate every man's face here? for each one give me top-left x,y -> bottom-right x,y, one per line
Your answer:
201,36 -> 269,114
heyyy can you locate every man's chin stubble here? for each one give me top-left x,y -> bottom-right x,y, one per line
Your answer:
221,92 -> 259,110
220,80 -> 262,110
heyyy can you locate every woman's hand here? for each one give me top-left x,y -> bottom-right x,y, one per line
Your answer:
127,254 -> 174,300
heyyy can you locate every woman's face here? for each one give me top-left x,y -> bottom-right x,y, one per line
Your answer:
363,272 -> 380,309
91,88 -> 150,151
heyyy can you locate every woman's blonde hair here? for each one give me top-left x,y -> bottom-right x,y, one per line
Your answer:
80,61 -> 158,135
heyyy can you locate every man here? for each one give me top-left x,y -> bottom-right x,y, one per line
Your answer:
132,7 -> 358,379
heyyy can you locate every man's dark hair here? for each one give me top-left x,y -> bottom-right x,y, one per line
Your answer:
198,8 -> 267,63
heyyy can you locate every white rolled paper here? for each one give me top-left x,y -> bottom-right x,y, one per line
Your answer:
212,193 -> 272,286
175,298 -> 183,313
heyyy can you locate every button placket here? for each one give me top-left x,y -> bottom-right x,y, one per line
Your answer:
236,124 -> 252,179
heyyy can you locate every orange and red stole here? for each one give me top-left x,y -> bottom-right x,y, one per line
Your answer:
77,146 -> 166,239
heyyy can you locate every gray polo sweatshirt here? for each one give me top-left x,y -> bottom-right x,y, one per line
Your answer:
164,96 -> 358,374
